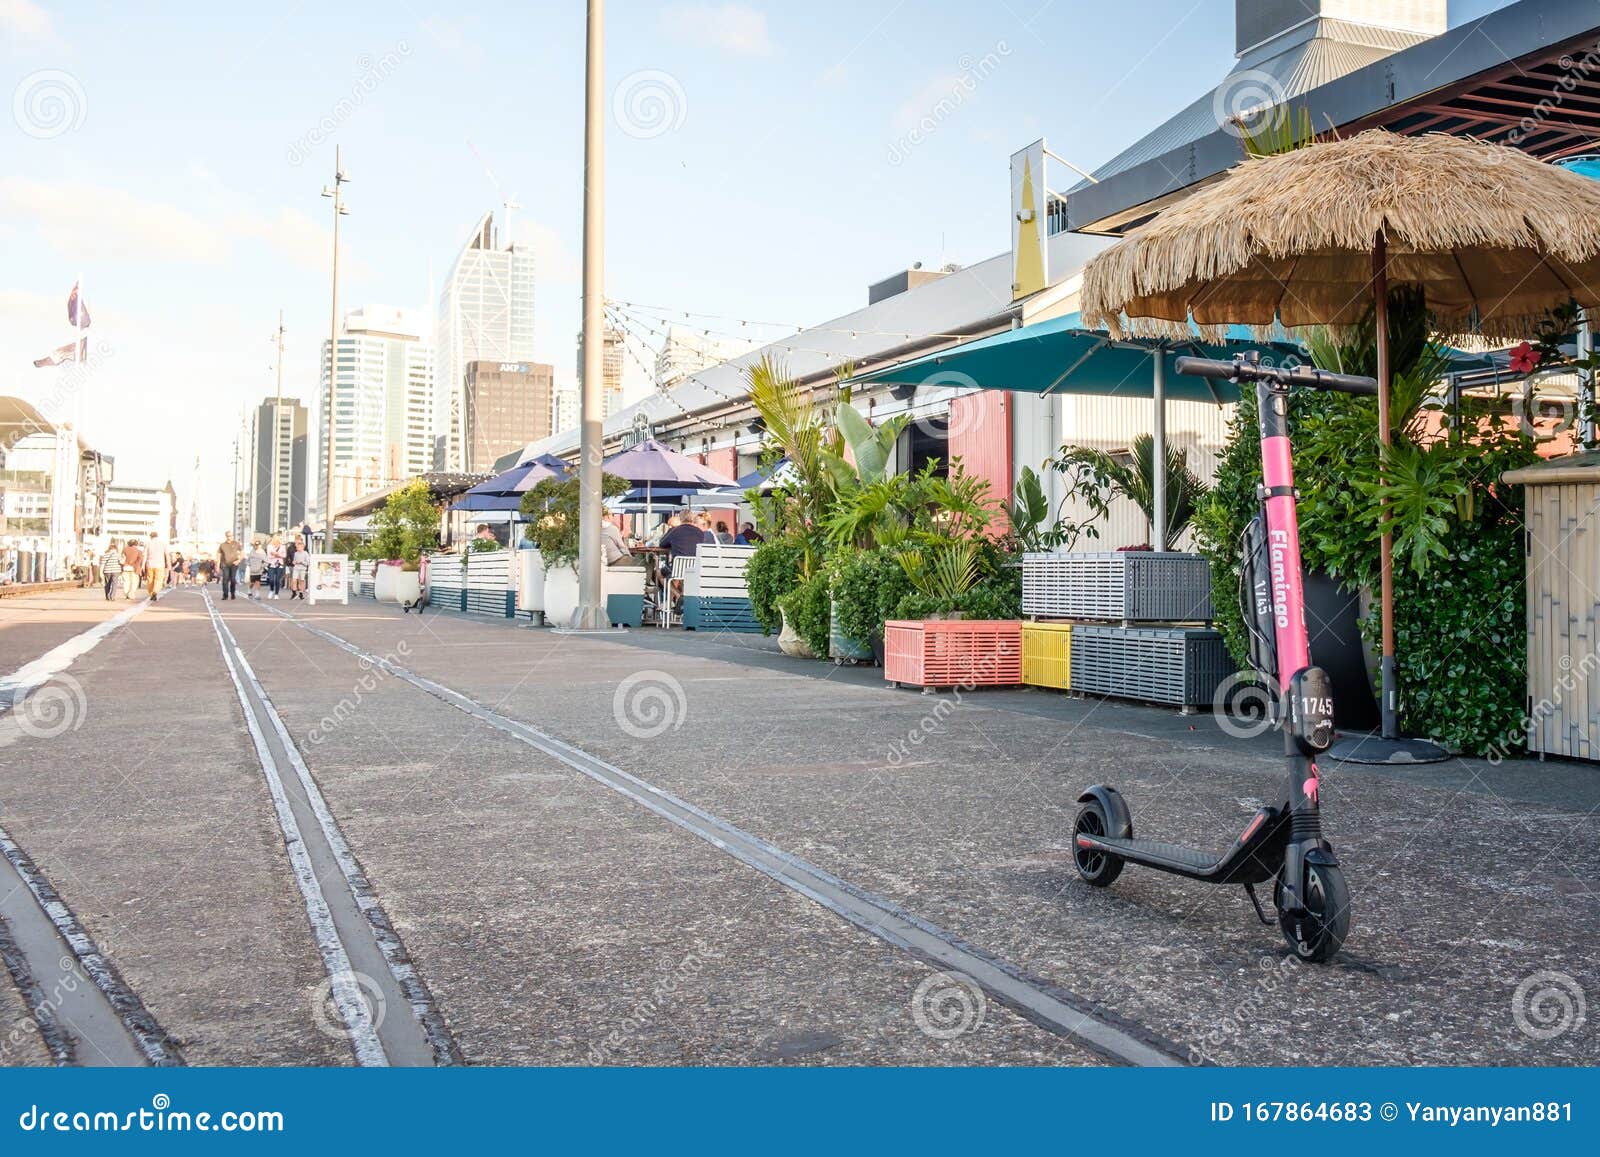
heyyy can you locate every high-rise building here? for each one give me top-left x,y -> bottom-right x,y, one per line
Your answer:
551,384 -> 580,436
104,482 -> 176,542
243,395 -> 308,536
462,360 -> 554,473
576,324 -> 626,419
318,305 -> 434,514
654,325 -> 758,389
436,211 -> 536,470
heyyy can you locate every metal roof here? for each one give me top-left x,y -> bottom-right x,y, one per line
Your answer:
1084,17 -> 1432,188
1065,0 -> 1600,235
511,229 -> 1116,463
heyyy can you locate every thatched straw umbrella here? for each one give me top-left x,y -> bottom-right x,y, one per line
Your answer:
1080,129 -> 1600,760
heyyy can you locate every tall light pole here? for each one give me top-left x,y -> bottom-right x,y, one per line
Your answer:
321,147 -> 350,552
271,308 -> 285,535
574,0 -> 606,628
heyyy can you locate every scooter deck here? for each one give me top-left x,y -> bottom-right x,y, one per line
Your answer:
1086,835 -> 1222,872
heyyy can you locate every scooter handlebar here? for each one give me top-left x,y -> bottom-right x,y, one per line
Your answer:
1174,355 -> 1378,397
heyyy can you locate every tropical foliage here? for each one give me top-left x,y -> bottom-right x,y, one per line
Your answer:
1191,285 -> 1539,754
368,478 -> 442,569
517,473 -> 632,568
1048,433 -> 1209,547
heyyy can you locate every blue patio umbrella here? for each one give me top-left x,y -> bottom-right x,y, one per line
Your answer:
602,438 -> 736,521
448,454 -> 571,513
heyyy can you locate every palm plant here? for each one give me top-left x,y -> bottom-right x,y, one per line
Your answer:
1050,433 -> 1208,547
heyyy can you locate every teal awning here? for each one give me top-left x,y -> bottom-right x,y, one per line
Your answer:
847,314 -> 1308,405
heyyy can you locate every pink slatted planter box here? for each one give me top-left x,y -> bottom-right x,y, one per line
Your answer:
883,620 -> 1023,690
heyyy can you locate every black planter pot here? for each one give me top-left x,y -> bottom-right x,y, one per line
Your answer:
1304,570 -> 1380,732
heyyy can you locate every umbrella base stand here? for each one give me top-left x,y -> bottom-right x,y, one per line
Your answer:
1325,732 -> 1449,765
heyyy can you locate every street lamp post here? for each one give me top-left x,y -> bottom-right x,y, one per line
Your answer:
321,147 -> 349,552
574,0 -> 606,628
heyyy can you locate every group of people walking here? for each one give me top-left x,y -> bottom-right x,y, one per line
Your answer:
214,531 -> 309,601
98,532 -> 171,602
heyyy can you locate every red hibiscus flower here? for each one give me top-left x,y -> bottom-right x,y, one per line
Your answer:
1510,341 -> 1542,375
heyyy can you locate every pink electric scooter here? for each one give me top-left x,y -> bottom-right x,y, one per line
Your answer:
1072,351 -> 1375,962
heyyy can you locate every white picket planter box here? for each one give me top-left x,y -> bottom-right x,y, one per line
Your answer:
517,548 -> 545,616
374,563 -> 421,605
542,563 -> 579,628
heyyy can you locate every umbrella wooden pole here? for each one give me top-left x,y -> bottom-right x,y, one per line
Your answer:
1152,348 -> 1168,550
1374,233 -> 1398,739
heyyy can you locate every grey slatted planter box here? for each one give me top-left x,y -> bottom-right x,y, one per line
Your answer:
1023,551 -> 1214,622
1069,625 -> 1234,709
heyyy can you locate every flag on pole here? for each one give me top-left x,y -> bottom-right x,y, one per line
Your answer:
67,282 -> 91,329
33,338 -> 87,367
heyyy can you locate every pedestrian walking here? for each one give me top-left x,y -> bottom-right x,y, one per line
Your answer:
119,538 -> 144,600
288,535 -> 309,599
144,532 -> 168,603
100,541 -> 122,600
217,532 -> 242,600
246,540 -> 266,598
265,533 -> 286,599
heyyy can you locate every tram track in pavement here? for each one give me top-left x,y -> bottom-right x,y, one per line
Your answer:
202,588 -> 457,1067
258,601 -> 1191,1068
0,593 -> 179,1066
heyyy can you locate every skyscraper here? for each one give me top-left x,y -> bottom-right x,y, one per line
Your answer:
245,395 -> 308,536
462,360 -> 554,472
576,324 -> 625,419
436,211 -> 536,470
654,325 -> 758,389
318,305 -> 434,513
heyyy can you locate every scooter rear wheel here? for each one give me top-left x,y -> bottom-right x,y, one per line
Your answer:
1277,862 -> 1349,963
1072,801 -> 1124,887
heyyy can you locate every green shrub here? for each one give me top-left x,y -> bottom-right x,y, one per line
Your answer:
746,538 -> 802,635
1192,362 -> 1537,754
830,547 -> 913,648
518,473 -> 631,567
778,569 -> 831,656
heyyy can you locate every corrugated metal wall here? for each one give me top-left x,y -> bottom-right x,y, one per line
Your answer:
1525,480 -> 1600,759
1033,395 -> 1235,550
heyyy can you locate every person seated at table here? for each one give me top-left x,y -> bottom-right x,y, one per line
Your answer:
712,519 -> 735,544
736,521 -> 763,545
656,512 -> 708,608
600,519 -> 635,566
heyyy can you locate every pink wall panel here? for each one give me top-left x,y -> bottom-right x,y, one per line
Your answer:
948,391 -> 1012,530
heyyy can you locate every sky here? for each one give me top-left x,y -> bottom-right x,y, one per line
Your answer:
0,0 -> 1517,529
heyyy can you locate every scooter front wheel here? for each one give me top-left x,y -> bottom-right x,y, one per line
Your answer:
1278,862 -> 1349,962
1072,800 -> 1124,887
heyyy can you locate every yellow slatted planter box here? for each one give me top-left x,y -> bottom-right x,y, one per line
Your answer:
1022,622 -> 1074,690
